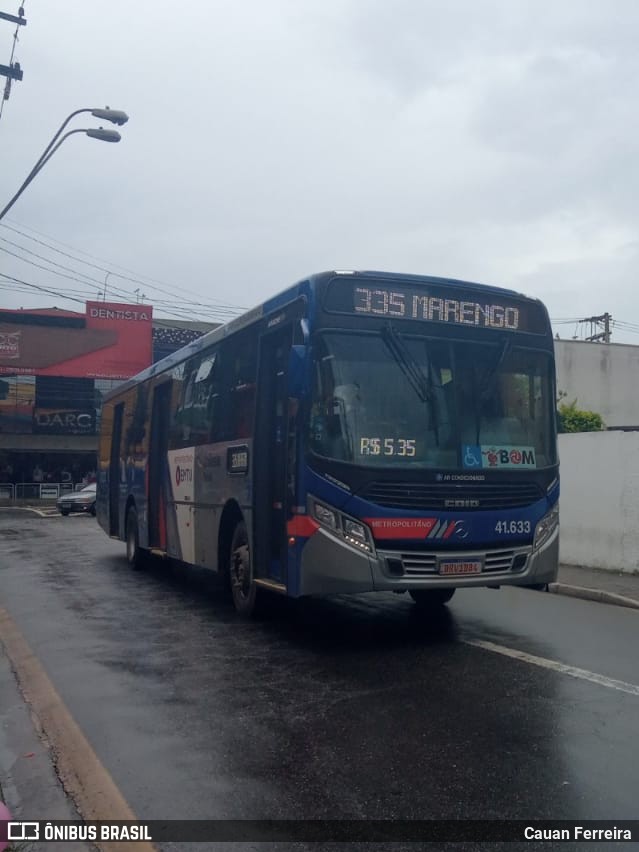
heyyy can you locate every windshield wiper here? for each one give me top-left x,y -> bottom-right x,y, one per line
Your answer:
478,339 -> 512,401
381,322 -> 440,444
473,339 -> 512,443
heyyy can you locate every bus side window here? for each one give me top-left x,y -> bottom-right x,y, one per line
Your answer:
169,351 -> 218,449
221,329 -> 258,441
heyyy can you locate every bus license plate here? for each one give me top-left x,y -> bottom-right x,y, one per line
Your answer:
438,559 -> 482,575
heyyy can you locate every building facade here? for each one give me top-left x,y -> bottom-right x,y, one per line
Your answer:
0,302 -> 216,498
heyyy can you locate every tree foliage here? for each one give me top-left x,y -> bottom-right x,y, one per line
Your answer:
556,392 -> 605,433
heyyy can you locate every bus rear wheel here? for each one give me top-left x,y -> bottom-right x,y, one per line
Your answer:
229,520 -> 258,616
125,506 -> 145,570
409,588 -> 456,609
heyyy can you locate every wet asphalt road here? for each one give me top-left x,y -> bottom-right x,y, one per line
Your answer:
0,510 -> 638,852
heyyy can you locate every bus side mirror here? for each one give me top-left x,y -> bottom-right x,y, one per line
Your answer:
288,345 -> 306,397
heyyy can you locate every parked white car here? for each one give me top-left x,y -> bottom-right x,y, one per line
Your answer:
56,483 -> 97,516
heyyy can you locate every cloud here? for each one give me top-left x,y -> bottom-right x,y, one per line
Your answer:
1,0 -> 639,342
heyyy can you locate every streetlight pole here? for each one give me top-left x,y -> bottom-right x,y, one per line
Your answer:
0,106 -> 128,222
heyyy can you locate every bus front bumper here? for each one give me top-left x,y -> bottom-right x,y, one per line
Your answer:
297,527 -> 559,596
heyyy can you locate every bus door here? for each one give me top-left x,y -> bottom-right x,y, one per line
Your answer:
108,402 -> 124,536
254,325 -> 295,585
148,380 -> 172,550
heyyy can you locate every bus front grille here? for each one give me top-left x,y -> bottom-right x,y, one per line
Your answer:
360,481 -> 543,510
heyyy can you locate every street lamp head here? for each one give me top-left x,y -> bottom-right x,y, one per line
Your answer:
0,107 -> 128,221
91,107 -> 129,126
86,127 -> 121,143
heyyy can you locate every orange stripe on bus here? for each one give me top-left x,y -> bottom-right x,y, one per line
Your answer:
287,516 -> 320,538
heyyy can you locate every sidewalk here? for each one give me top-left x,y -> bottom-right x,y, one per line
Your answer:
0,647 -> 94,852
552,564 -> 639,610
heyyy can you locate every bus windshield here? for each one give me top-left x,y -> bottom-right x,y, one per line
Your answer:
308,330 -> 556,470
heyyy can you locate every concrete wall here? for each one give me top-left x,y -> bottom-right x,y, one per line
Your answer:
558,432 -> 639,573
554,339 -> 639,429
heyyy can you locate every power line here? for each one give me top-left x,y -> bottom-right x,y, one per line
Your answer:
0,238 -> 109,287
0,230 -> 246,320
0,231 -> 245,316
2,221 -> 246,312
611,321 -> 639,334
0,244 -> 124,290
0,244 -> 245,322
0,271 -> 236,325
0,272 -> 86,304
0,217 -> 248,311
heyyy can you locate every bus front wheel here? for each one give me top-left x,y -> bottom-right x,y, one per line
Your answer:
409,588 -> 455,609
125,506 -> 145,570
229,520 -> 258,616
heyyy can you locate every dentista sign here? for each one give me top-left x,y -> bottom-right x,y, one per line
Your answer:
89,308 -> 150,321
324,279 -> 547,334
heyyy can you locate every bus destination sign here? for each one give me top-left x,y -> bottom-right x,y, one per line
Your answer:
324,279 -> 546,334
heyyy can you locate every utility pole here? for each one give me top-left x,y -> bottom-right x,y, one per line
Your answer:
0,5 -> 26,108
580,313 -> 612,343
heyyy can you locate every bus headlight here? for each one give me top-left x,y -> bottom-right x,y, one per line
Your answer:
310,499 -> 374,553
313,502 -> 338,530
533,504 -> 559,551
344,519 -> 368,548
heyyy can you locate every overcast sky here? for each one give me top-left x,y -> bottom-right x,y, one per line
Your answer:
1,0 -> 639,342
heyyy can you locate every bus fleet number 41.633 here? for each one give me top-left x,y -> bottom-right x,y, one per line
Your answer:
495,520 -> 532,534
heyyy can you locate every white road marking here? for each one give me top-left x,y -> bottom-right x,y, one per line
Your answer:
464,638 -> 639,697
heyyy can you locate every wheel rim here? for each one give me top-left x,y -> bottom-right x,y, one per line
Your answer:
230,528 -> 251,603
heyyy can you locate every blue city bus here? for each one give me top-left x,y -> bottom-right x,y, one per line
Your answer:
96,270 -> 559,616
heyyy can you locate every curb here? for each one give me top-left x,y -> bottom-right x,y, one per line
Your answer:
0,506 -> 57,517
549,582 -> 639,610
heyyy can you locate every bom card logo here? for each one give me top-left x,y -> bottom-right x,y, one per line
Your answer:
463,445 -> 537,470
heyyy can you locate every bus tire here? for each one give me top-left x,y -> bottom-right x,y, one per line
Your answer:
125,505 -> 145,570
409,588 -> 455,609
229,520 -> 258,616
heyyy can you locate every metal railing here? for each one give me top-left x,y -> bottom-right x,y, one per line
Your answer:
0,483 -> 14,500
0,482 -> 86,501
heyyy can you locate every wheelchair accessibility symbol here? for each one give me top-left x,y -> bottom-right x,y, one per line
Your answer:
463,445 -> 482,468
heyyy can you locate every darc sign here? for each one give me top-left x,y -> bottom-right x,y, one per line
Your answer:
33,409 -> 96,435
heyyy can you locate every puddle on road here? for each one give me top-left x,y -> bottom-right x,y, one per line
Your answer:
0,527 -> 45,538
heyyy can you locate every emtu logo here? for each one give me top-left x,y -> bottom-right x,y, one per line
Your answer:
175,465 -> 193,486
